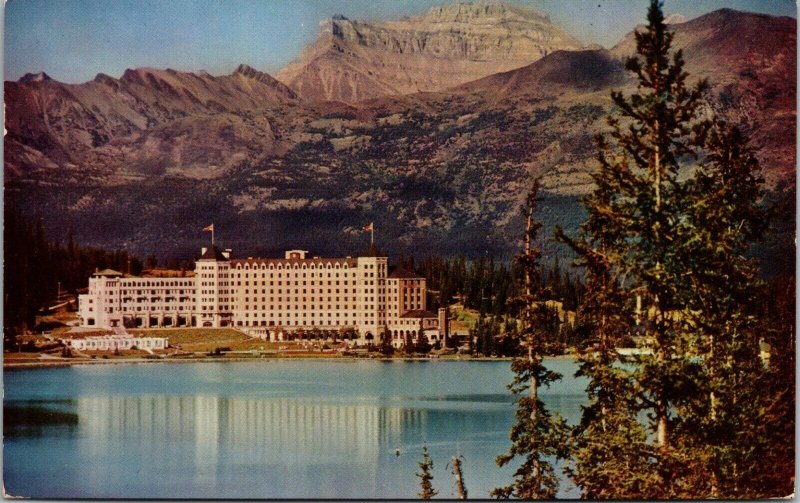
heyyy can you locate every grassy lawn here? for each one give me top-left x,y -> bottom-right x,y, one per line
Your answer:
451,305 -> 479,329
129,328 -> 280,352
58,330 -> 113,338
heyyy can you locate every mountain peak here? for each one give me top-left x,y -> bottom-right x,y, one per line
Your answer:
277,0 -> 582,102
234,63 -> 257,75
233,63 -> 278,83
233,64 -> 298,99
419,0 -> 550,24
19,72 -> 51,83
664,13 -> 687,24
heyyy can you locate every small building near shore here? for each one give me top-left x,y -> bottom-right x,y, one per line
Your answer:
64,328 -> 168,352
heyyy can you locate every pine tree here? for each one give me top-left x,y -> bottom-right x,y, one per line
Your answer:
583,0 -> 712,494
678,120 -> 771,497
417,445 -> 438,499
493,179 -> 568,499
556,83 -> 662,492
558,231 -> 659,498
405,329 -> 415,355
379,327 -> 394,356
559,0 -> 779,497
755,276 -> 795,497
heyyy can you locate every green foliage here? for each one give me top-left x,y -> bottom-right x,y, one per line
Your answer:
673,120 -> 772,497
416,445 -> 438,499
4,207 -> 144,332
753,276 -> 795,496
557,0 -> 790,498
559,217 -> 657,497
379,329 -> 394,356
584,0 -> 713,494
402,329 -> 414,355
416,253 -> 583,325
493,179 -> 570,499
415,329 -> 432,354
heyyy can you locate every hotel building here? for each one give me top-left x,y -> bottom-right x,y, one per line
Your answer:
79,244 -> 447,347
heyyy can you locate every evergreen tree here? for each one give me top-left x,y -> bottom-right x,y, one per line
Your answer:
580,0 -> 710,494
493,179 -> 569,499
559,0 -> 781,497
404,329 -> 415,355
755,276 -> 795,497
4,208 -> 147,333
558,232 -> 658,497
145,253 -> 158,270
416,445 -> 438,499
379,327 -> 394,356
678,121 -> 772,497
415,319 -> 432,354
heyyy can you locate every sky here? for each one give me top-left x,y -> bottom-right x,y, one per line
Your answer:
4,0 -> 796,83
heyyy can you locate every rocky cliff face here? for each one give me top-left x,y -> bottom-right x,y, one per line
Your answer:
275,0 -> 583,102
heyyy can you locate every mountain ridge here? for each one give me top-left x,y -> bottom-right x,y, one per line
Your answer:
4,6 -> 795,265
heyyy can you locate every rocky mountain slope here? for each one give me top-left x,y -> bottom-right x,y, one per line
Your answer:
611,8 -> 796,182
275,0 -> 583,102
5,64 -> 298,179
4,5 -> 795,270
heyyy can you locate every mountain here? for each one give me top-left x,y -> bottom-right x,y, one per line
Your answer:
456,49 -> 627,100
611,9 -> 796,183
275,0 -> 583,102
4,65 -> 298,178
4,6 -> 795,271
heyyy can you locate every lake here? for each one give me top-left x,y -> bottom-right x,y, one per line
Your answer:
4,360 -> 587,499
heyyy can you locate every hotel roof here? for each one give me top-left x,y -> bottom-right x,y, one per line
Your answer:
388,266 -> 424,279
400,309 -> 438,319
199,245 -> 229,261
93,268 -> 123,277
360,243 -> 383,257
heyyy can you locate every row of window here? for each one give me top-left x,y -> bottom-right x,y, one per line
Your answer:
113,281 -> 193,287
239,295 -> 380,302
235,317 -> 388,327
232,262 -> 357,271
237,271 -> 356,279
116,306 -> 194,312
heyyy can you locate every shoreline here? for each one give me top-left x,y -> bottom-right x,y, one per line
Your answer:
3,353 -> 576,370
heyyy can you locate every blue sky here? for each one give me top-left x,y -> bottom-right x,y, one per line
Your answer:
4,0 -> 796,83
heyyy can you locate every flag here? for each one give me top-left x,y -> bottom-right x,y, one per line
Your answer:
362,223 -> 373,232
203,224 -> 214,232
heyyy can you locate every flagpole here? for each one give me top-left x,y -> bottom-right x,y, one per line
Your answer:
371,222 -> 374,245
212,223 -> 215,246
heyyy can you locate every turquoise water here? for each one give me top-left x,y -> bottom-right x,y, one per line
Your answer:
4,360 -> 586,499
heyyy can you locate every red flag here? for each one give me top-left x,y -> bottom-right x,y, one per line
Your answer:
362,223 -> 373,232
203,224 -> 214,232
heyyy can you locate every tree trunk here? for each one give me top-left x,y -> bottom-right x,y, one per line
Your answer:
452,456 -> 468,499
656,397 -> 668,448
530,346 -> 538,422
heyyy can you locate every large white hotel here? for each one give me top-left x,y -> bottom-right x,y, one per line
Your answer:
78,244 -> 448,347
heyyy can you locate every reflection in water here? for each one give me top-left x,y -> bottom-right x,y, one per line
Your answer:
6,361 -> 572,498
4,404 -> 79,437
73,395 -> 445,495
76,395 -> 430,465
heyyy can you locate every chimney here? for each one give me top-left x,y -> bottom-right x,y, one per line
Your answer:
201,247 -> 207,256
438,307 -> 449,346
222,248 -> 232,259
